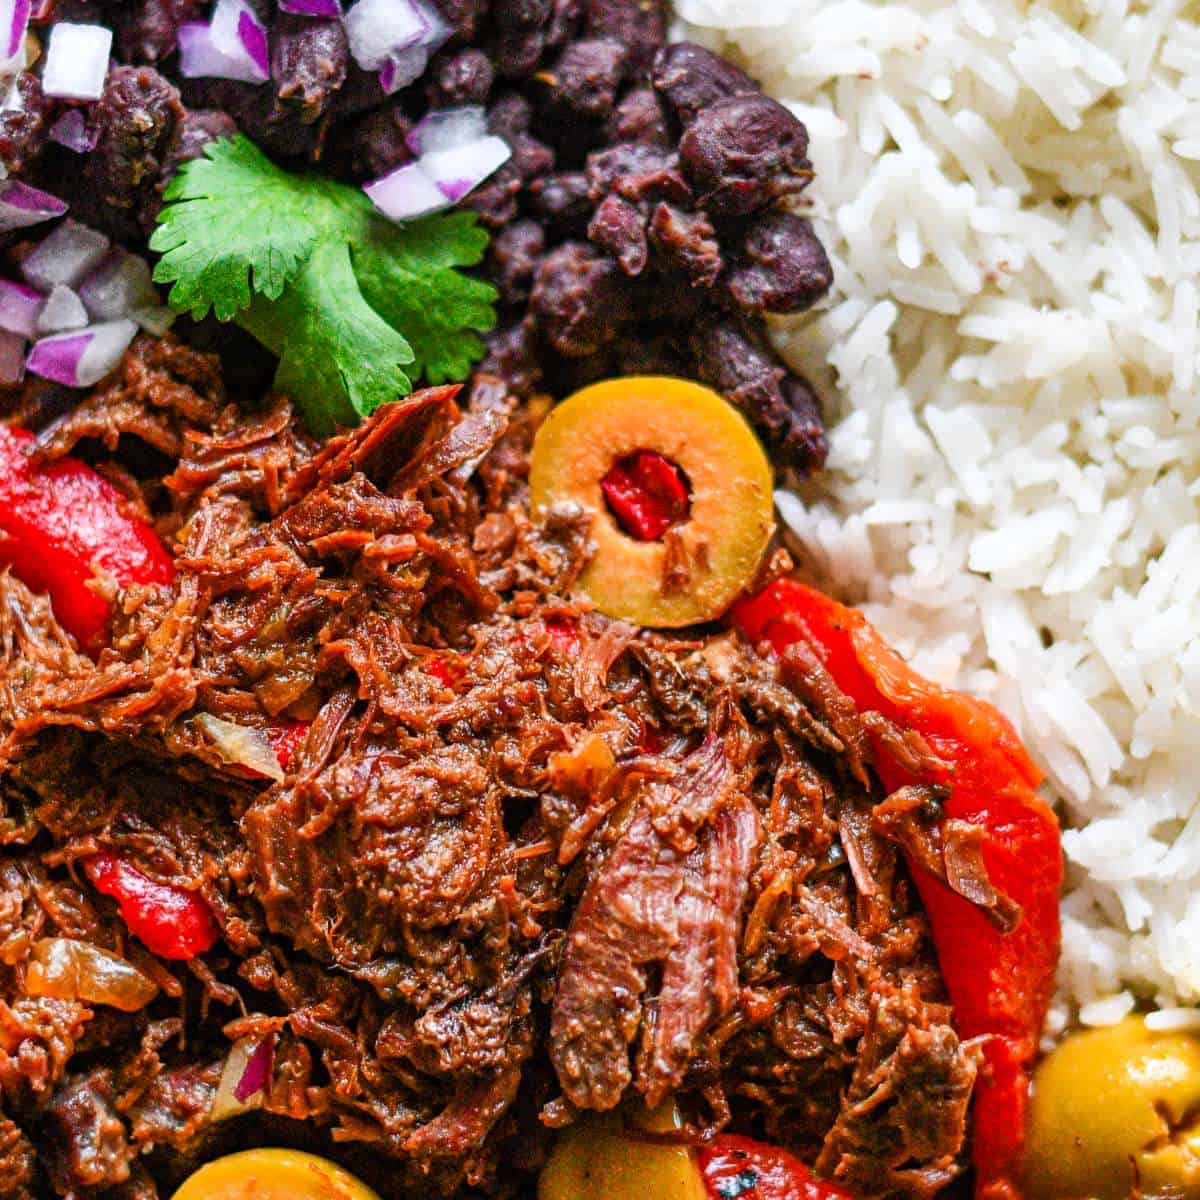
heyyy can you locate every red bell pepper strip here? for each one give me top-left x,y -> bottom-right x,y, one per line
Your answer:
601,450 -> 690,541
731,580 -> 1062,1200
700,1135 -> 852,1200
84,853 -> 218,960
266,719 -> 309,770
0,425 -> 175,655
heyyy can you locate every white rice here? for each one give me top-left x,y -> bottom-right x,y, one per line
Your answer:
674,0 -> 1200,1027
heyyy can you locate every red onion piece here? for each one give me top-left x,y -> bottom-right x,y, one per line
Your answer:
35,284 -> 88,334
344,0 -> 443,71
406,104 -> 487,156
234,1036 -> 275,1101
0,278 -> 44,338
1,0 -> 30,63
363,160 -> 449,222
278,0 -> 341,14
379,43 -> 428,94
41,22 -> 113,101
210,1034 -> 275,1122
421,134 -> 511,202
78,249 -> 159,322
48,108 -> 98,153
0,180 -> 67,233
0,329 -> 25,385
211,0 -> 270,82
22,219 -> 110,292
27,318 -> 137,388
179,18 -> 266,84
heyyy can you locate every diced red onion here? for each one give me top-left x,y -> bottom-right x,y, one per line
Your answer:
0,180 -> 67,233
421,134 -> 511,202
278,0 -> 341,14
212,0 -> 270,83
48,108 -> 98,153
178,19 -> 266,85
78,249 -> 159,322
344,0 -> 445,72
0,278 -> 44,338
210,1034 -> 275,1123
379,43 -> 428,94
0,329 -> 25,385
35,284 -> 88,334
27,318 -> 137,388
41,22 -> 113,101
22,218 -> 110,291
406,104 -> 487,156
1,0 -> 30,63
363,160 -> 449,222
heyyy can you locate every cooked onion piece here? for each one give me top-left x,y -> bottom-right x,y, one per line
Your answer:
25,937 -> 158,1012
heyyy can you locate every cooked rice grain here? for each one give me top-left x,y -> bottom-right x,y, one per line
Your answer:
675,0 -> 1200,1026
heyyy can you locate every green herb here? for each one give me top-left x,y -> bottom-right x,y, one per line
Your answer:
150,135 -> 497,435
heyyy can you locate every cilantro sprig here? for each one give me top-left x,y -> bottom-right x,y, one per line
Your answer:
150,135 -> 497,435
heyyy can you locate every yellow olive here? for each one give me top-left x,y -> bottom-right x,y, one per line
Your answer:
171,1149 -> 381,1200
1026,1015 -> 1200,1199
529,376 -> 774,628
538,1102 -> 706,1200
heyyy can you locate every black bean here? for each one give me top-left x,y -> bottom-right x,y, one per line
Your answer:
466,161 -> 524,228
528,171 -> 593,237
725,211 -> 833,315
488,220 -> 547,307
651,42 -> 756,127
272,15 -> 349,125
544,37 -> 628,119
588,193 -> 647,276
479,320 -> 544,396
0,73 -> 48,176
584,0 -> 666,71
346,101 -> 413,181
116,0 -> 207,63
432,0 -> 490,42
648,202 -> 721,288
679,94 -> 812,216
605,85 -> 669,146
428,48 -> 495,106
530,241 -> 632,356
488,93 -> 533,139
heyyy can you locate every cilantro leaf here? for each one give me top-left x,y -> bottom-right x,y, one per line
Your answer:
355,210 -> 496,384
151,135 -> 499,432
150,137 -> 322,321
238,239 -> 415,437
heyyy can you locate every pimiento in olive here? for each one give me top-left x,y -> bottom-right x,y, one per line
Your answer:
528,376 -> 774,628
171,1149 -> 381,1200
1025,1015 -> 1200,1199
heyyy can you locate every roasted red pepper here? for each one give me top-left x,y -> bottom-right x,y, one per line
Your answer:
0,425 -> 175,654
266,719 -> 309,770
700,1135 -> 852,1200
601,450 -> 690,541
732,580 -> 1062,1200
85,853 -> 219,960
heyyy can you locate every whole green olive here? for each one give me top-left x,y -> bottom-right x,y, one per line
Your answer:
1026,1015 -> 1200,1199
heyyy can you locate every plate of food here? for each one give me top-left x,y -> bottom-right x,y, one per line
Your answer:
0,0 -> 1194,1198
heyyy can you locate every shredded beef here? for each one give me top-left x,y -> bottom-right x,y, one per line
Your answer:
0,337 -> 982,1198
